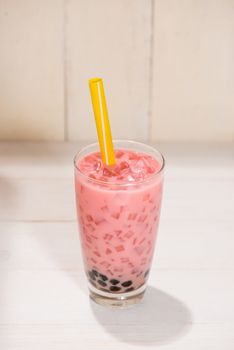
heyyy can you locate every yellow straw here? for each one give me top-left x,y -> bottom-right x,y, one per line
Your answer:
89,78 -> 116,166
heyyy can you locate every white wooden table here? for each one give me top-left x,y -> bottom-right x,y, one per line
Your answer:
0,142 -> 233,350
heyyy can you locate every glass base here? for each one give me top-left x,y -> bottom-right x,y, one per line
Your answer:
88,282 -> 146,309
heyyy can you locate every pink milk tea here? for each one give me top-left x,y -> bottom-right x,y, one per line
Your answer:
74,141 -> 164,298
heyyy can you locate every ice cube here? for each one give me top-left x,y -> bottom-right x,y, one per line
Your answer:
119,161 -> 129,171
93,160 -> 102,172
115,150 -> 124,158
130,159 -> 146,175
102,167 -> 116,177
127,174 -> 135,182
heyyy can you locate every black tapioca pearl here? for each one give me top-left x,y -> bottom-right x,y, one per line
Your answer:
121,280 -> 132,287
88,271 -> 96,280
110,286 -> 121,292
90,280 -> 96,287
92,269 -> 98,277
144,269 -> 149,278
125,287 -> 134,292
110,279 -> 120,285
99,273 -> 108,281
97,279 -> 107,287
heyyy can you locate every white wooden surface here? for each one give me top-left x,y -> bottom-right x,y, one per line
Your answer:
0,0 -> 64,141
66,0 -> 151,141
0,142 -> 233,349
1,1 -> 234,142
152,0 -> 234,142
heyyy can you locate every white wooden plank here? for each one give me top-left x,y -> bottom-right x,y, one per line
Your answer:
155,217 -> 234,269
0,222 -> 82,271
66,0 -> 151,141
152,0 -> 234,142
1,323 -> 234,350
0,142 -> 79,179
162,178 -> 234,220
0,178 -> 75,221
0,1 -> 64,141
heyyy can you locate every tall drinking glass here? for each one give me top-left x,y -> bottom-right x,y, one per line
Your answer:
74,140 -> 164,308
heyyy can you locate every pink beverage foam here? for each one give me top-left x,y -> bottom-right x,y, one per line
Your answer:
75,149 -> 164,293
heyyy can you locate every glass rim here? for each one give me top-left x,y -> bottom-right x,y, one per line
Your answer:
73,140 -> 165,187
